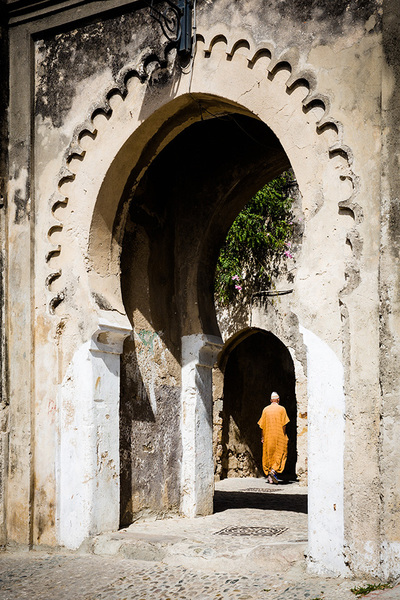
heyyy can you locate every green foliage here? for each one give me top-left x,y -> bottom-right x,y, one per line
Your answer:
350,583 -> 393,597
214,171 -> 295,306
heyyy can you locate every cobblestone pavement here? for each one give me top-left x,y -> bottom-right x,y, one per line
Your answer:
1,552 -> 399,600
1,478 -> 398,600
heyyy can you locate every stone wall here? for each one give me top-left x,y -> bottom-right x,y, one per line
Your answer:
0,4 -> 7,548
213,368 -> 262,481
378,0 -> 400,577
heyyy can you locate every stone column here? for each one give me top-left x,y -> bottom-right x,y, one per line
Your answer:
180,334 -> 223,518
58,320 -> 131,549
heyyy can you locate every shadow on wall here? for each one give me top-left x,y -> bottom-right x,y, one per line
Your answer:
119,334 -> 181,527
219,330 -> 297,480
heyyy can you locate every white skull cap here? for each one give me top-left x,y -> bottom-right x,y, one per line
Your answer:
271,392 -> 279,400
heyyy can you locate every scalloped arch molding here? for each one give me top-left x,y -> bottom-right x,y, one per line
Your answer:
45,31 -> 361,316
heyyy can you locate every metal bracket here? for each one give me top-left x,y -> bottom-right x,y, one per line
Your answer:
149,0 -> 193,58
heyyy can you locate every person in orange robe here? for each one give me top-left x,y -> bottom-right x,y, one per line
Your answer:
258,391 -> 290,484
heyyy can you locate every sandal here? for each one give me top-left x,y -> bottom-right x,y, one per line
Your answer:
270,469 -> 279,483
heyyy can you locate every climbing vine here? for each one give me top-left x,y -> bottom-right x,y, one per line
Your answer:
214,171 -> 296,306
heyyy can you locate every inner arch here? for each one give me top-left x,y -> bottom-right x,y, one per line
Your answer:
120,109 -> 290,351
216,328 -> 297,480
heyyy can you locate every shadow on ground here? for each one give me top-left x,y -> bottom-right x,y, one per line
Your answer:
213,490 -> 308,514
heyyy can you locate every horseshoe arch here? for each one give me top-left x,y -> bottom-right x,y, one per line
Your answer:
43,32 -> 357,576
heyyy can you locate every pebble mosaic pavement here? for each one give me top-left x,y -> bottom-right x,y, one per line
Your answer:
1,479 -> 399,600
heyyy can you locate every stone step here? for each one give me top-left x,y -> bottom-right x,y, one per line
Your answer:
81,529 -> 307,573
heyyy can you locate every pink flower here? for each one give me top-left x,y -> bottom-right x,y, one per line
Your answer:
232,275 -> 240,281
285,241 -> 292,248
284,250 -> 293,259
235,285 -> 242,291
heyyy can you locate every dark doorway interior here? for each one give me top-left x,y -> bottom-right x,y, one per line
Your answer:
219,330 -> 297,480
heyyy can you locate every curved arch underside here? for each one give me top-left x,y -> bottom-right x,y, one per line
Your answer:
121,110 -> 290,354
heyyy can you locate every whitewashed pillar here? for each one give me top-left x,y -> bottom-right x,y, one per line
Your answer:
0,431 -> 8,545
300,325 -> 348,576
58,320 -> 131,549
180,334 -> 223,518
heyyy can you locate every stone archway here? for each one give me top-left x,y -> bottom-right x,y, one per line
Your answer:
216,328 -> 297,482
34,30 -> 357,577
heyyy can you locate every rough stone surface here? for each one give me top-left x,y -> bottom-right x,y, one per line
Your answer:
378,0 -> 400,579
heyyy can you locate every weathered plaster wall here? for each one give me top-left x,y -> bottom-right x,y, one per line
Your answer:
120,200 -> 181,526
197,0 -> 380,44
35,9 -> 168,130
192,5 -> 381,572
32,7 -> 176,547
35,2 -> 381,571
4,0 -> 394,580
301,325 -> 347,576
7,17 -> 34,547
58,325 -> 129,550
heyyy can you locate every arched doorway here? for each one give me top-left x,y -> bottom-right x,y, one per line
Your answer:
118,108 -> 291,525
215,329 -> 297,482
51,37 -> 352,573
